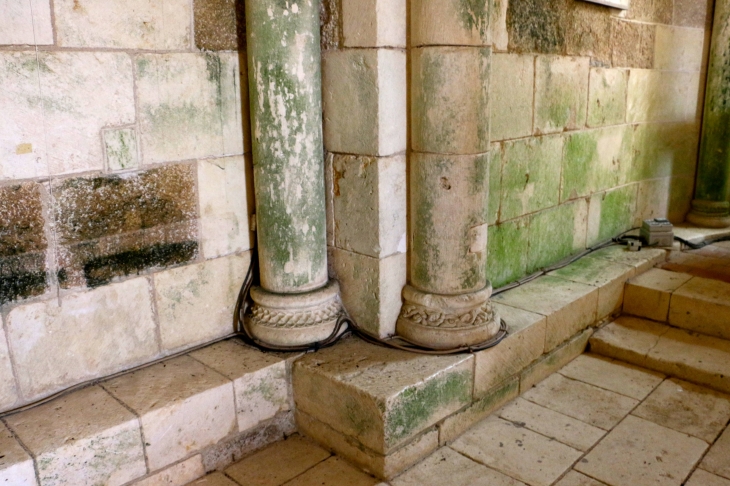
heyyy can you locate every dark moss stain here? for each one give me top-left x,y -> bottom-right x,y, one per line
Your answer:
205,53 -> 224,111
459,0 -> 489,41
385,371 -> 471,445
0,271 -> 46,306
83,241 -> 197,288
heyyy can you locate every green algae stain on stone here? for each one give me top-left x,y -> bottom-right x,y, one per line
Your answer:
458,0 -> 490,41
594,185 -> 637,243
104,128 -> 138,171
487,219 -> 529,288
528,203 -> 582,274
563,131 -> 597,200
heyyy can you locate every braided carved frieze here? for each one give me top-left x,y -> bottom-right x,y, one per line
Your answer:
399,300 -> 495,329
250,299 -> 342,329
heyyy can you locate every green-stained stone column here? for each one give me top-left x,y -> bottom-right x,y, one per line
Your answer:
688,0 -> 730,228
245,0 -> 342,346
397,0 -> 500,349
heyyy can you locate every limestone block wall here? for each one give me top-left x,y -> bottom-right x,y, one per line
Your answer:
0,0 -> 254,412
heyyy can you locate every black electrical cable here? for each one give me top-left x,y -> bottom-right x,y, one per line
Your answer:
674,233 -> 730,250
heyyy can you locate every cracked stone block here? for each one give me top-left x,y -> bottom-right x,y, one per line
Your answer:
55,0 -> 191,49
104,128 -> 139,171
624,268 -> 693,322
490,53 -> 534,141
104,355 -> 237,471
627,70 -> 702,123
5,386 -> 147,486
654,25 -> 706,72
586,184 -> 639,247
293,337 -> 474,454
587,68 -> 628,128
154,253 -> 249,352
0,0 -> 53,45
0,423 -> 35,485
411,0 -> 489,47
136,53 -> 245,164
342,0 -> 405,47
190,340 -> 290,433
0,52 -> 134,180
194,0 -> 246,50
198,155 -> 252,259
322,49 -> 406,156
6,278 -> 158,403
534,56 -> 588,135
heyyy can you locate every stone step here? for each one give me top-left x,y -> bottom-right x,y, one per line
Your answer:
624,268 -> 730,340
0,340 -> 296,486
590,316 -> 730,394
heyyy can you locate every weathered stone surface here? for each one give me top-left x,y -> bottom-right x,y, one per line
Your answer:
342,0 -> 406,47
154,254 -> 249,351
320,0 -> 342,50
0,52 -> 135,180
673,0 -> 713,28
576,415 -> 708,486
654,25 -> 706,72
7,278 -> 158,402
411,0 -> 489,47
194,0 -> 245,50
488,143 -> 502,224
631,122 -> 700,181
627,0 -> 673,24
190,340 -> 289,432
293,337 -> 473,454
0,0 -> 53,45
612,20 -> 656,69
0,422 -> 36,486
702,426 -> 730,479
669,277 -> 730,340
589,245 -> 667,274
285,456 -> 381,486
627,70 -> 701,123
137,53 -> 244,164
132,455 -> 205,486
198,155 -> 252,259
0,316 -> 18,411
323,49 -> 407,157
331,154 -> 406,258
487,217 -> 530,288
104,355 -> 236,471
55,0 -> 191,48
500,135 -> 562,221
411,47 -> 490,154
520,329 -> 592,393
474,303 -> 545,396
527,200 -> 588,275
0,182 -> 47,305
104,128 -> 139,172
587,68 -> 628,128
559,354 -> 664,400
555,471 -> 607,486
636,176 -> 696,224
624,268 -> 693,321
188,473 -> 238,486
687,470 -> 730,486
5,386 -> 146,486
329,248 -> 406,338
586,184 -> 639,247
588,316 -> 668,367
490,53 -> 534,141
451,416 -> 582,486
534,56 -> 589,135
490,0 -> 509,51
225,434 -> 330,485
53,164 -> 198,288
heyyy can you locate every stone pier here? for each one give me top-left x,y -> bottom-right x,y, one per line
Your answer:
688,0 -> 730,228
244,0 -> 342,346
397,0 -> 500,349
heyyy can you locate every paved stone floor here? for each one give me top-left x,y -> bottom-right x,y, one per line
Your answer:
188,352 -> 730,486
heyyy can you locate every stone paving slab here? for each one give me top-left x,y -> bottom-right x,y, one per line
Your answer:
702,426 -> 730,480
283,456 -> 382,486
686,469 -> 730,486
554,471 -> 608,486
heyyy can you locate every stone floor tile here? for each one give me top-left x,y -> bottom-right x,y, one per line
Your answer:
686,469 -> 730,486
558,353 -> 664,400
225,435 -> 331,486
451,416 -> 583,486
588,316 -> 669,367
701,426 -> 730,480
623,268 -> 693,322
553,471 -> 607,486
133,455 -> 204,486
391,447 -> 526,486
575,415 -> 708,486
103,355 -> 236,471
283,456 -> 382,486
5,385 -> 146,486
668,277 -> 730,340
186,473 -> 238,486
499,398 -> 606,452
522,373 -> 639,430
632,378 -> 730,443
0,422 -> 36,486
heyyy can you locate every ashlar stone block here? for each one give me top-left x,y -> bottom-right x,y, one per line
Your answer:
534,56 -> 589,135
330,154 -> 406,258
527,199 -> 588,274
627,69 -> 702,123
6,278 -> 158,402
136,53 -> 245,164
0,423 -> 36,486
198,155 -> 252,259
104,128 -> 140,172
189,340 -> 290,433
154,253 -> 250,352
654,25 -> 706,72
0,315 -> 19,411
624,268 -> 693,322
589,245 -> 667,274
0,52 -> 135,180
669,277 -> 730,340
104,355 -> 237,472
587,68 -> 628,128
611,19 -> 656,69
490,53 -> 535,141
586,184 -> 639,246
292,337 -> 474,454
411,0 -> 489,47
673,0 -> 713,28
487,217 -> 530,288
323,49 -> 406,156
342,0 -> 406,47
5,386 -> 146,486
0,0 -> 53,45
55,0 -> 191,49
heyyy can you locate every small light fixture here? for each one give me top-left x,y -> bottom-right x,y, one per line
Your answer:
578,0 -> 629,9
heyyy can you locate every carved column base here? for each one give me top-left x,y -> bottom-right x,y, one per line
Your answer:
246,280 -> 343,347
396,284 -> 500,350
687,200 -> 730,228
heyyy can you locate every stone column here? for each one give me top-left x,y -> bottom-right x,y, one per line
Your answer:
397,0 -> 500,349
244,0 -> 342,346
688,0 -> 730,228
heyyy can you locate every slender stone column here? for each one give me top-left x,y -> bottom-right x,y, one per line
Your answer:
688,0 -> 730,228
244,0 -> 342,346
397,0 -> 500,349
